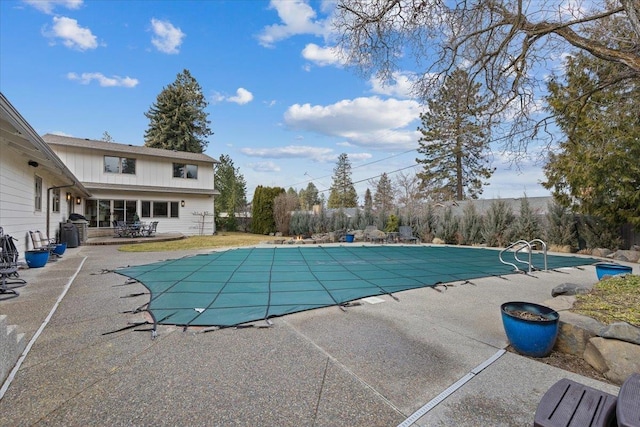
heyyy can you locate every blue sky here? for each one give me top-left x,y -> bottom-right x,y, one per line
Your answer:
0,0 -> 551,202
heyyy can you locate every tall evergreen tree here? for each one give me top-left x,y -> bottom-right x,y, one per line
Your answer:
373,172 -> 395,214
144,69 -> 213,153
327,153 -> 358,208
214,154 -> 247,231
251,186 -> 285,234
416,68 -> 494,201
543,24 -> 640,228
299,182 -> 320,211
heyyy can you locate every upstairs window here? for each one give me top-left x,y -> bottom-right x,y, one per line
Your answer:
104,156 -> 136,174
173,163 -> 198,179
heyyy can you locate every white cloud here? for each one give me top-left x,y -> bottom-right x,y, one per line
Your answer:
227,88 -> 254,105
301,43 -> 343,67
24,0 -> 82,14
213,88 -> 254,105
246,161 -> 281,172
284,96 -> 422,150
45,16 -> 98,51
369,72 -> 417,99
258,0 -> 328,47
150,18 -> 185,54
67,72 -> 139,87
241,145 -> 336,162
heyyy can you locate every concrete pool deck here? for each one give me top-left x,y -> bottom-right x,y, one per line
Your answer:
0,243 -> 630,426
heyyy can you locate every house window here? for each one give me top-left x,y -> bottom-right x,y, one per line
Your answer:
34,175 -> 42,211
104,156 -> 136,174
173,163 -> 198,179
141,200 -> 180,218
52,188 -> 60,213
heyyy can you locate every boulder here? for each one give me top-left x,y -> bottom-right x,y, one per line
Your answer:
599,322 -> 640,345
432,237 -> 444,245
544,295 -> 576,312
612,250 -> 640,263
551,283 -> 590,297
555,311 -> 604,356
591,248 -> 612,258
584,337 -> 640,385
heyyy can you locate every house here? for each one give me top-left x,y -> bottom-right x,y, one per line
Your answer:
1,93 -> 90,256
42,134 -> 219,237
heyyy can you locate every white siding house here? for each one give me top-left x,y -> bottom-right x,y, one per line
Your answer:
1,93 -> 90,256
42,134 -> 219,237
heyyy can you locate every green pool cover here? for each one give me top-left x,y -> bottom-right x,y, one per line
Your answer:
115,245 -> 596,328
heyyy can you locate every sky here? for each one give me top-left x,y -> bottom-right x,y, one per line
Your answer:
0,0 -> 553,202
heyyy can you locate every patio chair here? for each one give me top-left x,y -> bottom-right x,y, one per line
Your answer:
1,228 -> 26,299
29,230 -> 55,253
113,221 -> 127,237
398,226 -> 419,244
142,221 -> 158,237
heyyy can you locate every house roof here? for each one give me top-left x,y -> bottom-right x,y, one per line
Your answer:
83,181 -> 219,196
42,133 -> 218,164
1,93 -> 90,197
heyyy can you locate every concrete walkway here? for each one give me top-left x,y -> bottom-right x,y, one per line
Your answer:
0,244 -> 626,426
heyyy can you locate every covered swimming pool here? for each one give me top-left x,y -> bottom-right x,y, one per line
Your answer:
115,245 -> 596,328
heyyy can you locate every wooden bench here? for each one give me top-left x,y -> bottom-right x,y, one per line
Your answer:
534,374 -> 640,427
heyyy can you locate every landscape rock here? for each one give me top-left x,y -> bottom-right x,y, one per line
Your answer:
591,248 -> 612,258
555,311 -> 604,356
612,253 -> 630,262
612,250 -> 639,263
583,337 -> 640,385
544,295 -> 576,312
551,283 -> 590,297
432,237 -> 444,244
599,322 -> 640,345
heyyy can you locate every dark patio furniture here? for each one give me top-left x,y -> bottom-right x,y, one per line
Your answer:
534,373 -> 640,427
1,228 -> 26,300
398,226 -> 419,244
142,221 -> 158,237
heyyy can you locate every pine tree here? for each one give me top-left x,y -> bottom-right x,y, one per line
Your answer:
416,68 -> 494,201
299,182 -> 320,211
327,153 -> 358,208
144,69 -> 213,153
214,154 -> 247,231
373,172 -> 394,214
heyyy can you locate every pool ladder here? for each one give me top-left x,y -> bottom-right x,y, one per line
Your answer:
499,239 -> 548,273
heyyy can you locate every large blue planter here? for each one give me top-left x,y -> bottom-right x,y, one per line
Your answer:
25,250 -> 49,268
345,234 -> 355,243
595,263 -> 632,280
501,301 -> 559,358
53,242 -> 67,256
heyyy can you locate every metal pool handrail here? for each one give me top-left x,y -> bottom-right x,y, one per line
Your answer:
499,239 -> 548,273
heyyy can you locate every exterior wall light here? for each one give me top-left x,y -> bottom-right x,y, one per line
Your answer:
66,192 -> 72,201
181,200 -> 185,207
76,197 -> 81,205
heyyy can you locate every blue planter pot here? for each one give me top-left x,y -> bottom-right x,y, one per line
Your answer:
595,263 -> 632,280
501,301 -> 559,358
25,250 -> 49,268
53,242 -> 67,256
345,234 -> 355,243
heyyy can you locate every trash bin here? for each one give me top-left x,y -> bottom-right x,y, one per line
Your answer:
60,222 -> 79,248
